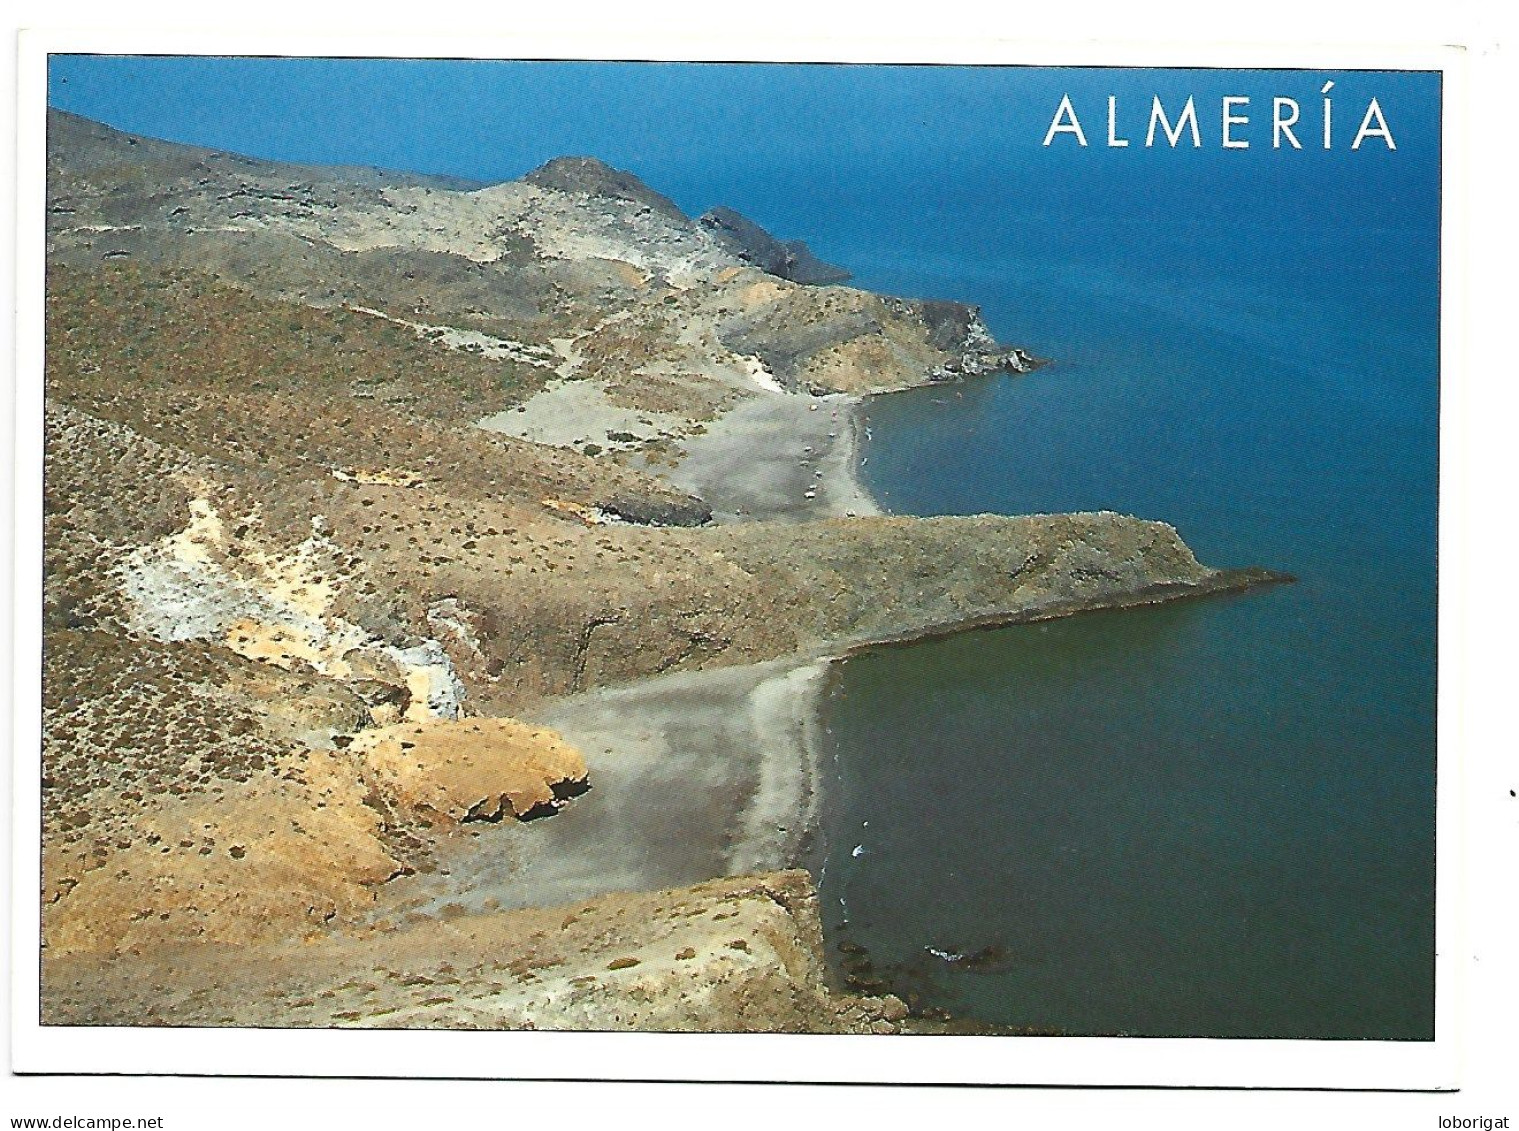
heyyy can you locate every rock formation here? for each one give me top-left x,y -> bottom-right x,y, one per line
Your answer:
698,205 -> 852,284
44,872 -> 914,1033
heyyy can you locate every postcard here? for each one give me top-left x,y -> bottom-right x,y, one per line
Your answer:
9,30 -> 1465,1092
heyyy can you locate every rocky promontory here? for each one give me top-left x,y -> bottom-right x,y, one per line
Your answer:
44,871 -> 915,1034
698,205 -> 853,285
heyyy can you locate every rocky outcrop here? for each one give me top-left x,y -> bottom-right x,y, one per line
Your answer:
713,281 -> 1039,394
522,155 -> 690,222
721,511 -> 1281,635
39,618 -> 590,959
45,109 -> 1039,411
351,717 -> 588,824
698,206 -> 852,285
903,296 -> 1045,379
597,492 -> 713,527
409,510 -> 1287,714
44,871 -> 913,1033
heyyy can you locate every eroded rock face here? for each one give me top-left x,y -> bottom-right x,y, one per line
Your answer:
698,206 -> 852,285
39,392 -> 601,961
351,717 -> 588,824
117,494 -> 470,722
39,628 -> 591,958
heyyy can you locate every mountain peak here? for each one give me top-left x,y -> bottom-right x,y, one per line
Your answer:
522,156 -> 688,221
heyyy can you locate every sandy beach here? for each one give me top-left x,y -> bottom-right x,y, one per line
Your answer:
665,390 -> 879,523
477,368 -> 879,524
376,654 -> 837,920
386,385 -> 886,915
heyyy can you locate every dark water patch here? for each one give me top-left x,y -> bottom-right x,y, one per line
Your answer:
820,593 -> 1434,1039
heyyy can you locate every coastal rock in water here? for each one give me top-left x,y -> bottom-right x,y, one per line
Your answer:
905,298 -> 1044,379
714,283 -> 1036,394
698,206 -> 852,285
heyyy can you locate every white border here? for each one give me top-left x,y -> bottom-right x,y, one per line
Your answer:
8,26 -> 1469,1093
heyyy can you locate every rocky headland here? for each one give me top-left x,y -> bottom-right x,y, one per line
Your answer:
38,108 -> 1284,1031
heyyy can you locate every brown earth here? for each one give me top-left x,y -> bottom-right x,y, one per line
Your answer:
44,871 -> 912,1034
352,717 -> 588,824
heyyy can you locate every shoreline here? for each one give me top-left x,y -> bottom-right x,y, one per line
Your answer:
390,386 -> 892,913
662,388 -> 881,523
374,368 -> 1296,931
417,376 -> 1297,922
422,371 -> 1290,922
833,563 -> 1296,656
373,653 -> 840,920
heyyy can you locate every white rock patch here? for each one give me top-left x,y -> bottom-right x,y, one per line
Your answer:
118,498 -> 467,721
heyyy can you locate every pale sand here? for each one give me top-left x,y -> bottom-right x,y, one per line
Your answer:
377,655 -> 836,918
476,377 -> 688,450
664,391 -> 879,523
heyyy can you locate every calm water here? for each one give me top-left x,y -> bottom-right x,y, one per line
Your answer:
810,146 -> 1440,1036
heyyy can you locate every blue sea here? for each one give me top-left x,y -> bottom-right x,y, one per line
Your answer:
779,74 -> 1441,1040
643,66 -> 1443,1039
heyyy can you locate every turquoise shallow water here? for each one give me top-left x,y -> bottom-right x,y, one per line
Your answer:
814,204 -> 1439,1038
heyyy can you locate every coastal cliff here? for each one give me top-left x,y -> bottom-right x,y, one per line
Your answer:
39,109 -> 1282,1031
